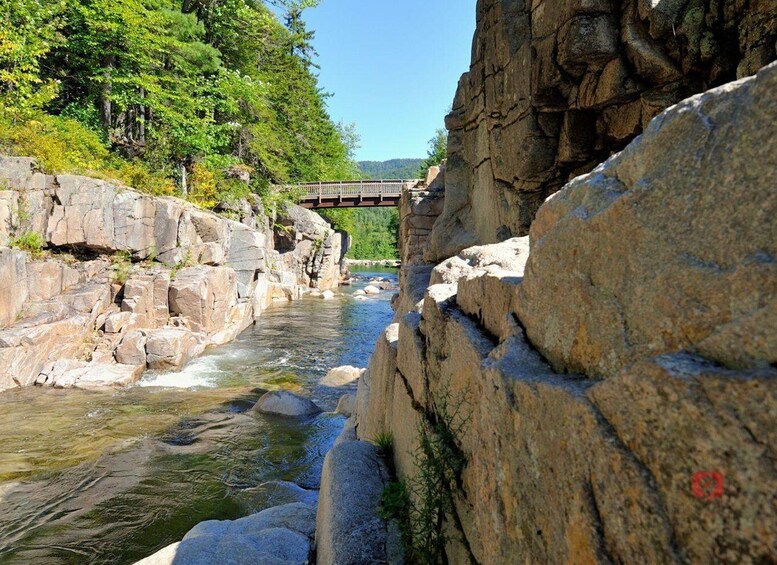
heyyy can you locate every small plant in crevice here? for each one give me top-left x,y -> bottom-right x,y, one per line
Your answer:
9,231 -> 45,257
374,431 -> 396,475
111,250 -> 133,284
378,387 -> 471,565
169,250 -> 194,279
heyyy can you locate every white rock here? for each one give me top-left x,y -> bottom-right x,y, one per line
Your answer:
321,366 -> 365,387
363,285 -> 381,295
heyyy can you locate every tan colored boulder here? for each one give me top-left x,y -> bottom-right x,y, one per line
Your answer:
144,328 -> 200,370
315,441 -> 402,565
38,361 -> 144,388
0,314 -> 92,390
168,266 -> 237,335
519,63 -> 777,378
103,312 -> 132,334
321,365 -> 365,387
115,330 -> 147,367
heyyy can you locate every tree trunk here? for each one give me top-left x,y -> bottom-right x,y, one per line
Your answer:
100,55 -> 115,135
179,162 -> 188,195
139,88 -> 146,145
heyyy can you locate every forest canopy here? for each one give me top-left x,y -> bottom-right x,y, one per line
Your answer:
0,0 -> 358,205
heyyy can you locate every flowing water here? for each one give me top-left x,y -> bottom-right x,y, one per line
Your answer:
0,270 -> 397,564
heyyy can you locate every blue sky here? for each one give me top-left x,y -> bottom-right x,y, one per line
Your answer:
302,0 -> 476,162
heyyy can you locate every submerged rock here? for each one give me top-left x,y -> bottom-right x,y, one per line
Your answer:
252,391 -> 322,417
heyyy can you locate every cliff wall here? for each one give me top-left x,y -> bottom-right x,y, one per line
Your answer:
0,157 -> 347,391
428,0 -> 777,260
350,60 -> 777,565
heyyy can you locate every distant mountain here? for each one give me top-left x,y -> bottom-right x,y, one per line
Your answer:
358,158 -> 424,180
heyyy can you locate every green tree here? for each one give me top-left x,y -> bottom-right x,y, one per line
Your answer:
417,128 -> 447,176
0,0 -> 64,119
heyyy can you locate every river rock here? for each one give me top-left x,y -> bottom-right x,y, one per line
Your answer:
236,481 -> 319,511
315,440 -> 402,565
135,503 -> 316,565
363,285 -> 380,295
320,290 -> 335,300
335,394 -> 356,417
37,360 -> 144,388
252,391 -> 322,417
320,366 -> 365,387
144,328 -> 201,370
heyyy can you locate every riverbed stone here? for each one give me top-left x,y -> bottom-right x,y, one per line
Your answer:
252,391 -> 322,418
321,365 -> 365,387
363,285 -> 380,295
135,503 -> 316,565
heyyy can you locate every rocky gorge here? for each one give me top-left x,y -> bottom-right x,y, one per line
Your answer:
0,0 -> 775,563
0,156 -> 347,391
313,2 -> 777,564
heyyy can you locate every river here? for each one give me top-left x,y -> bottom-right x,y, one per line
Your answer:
0,269 -> 397,564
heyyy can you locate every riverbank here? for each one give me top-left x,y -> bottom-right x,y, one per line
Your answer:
0,270 -> 397,563
0,156 -> 347,392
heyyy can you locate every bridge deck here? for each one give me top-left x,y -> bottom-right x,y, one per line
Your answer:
281,179 -> 419,209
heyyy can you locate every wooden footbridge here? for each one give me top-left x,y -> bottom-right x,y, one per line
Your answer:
281,179 -> 420,209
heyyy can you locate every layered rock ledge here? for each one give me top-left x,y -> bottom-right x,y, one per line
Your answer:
348,62 -> 777,564
0,157 -> 347,391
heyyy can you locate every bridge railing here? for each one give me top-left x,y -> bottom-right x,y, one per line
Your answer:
278,179 -> 420,200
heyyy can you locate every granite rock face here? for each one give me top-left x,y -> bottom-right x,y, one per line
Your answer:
351,64 -> 777,563
519,62 -> 777,378
0,160 -> 347,391
426,0 -> 777,260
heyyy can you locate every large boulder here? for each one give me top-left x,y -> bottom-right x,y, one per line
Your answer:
315,440 -> 402,565
252,391 -> 322,418
320,365 -> 365,387
135,503 -> 316,565
518,62 -> 777,378
168,266 -> 237,335
144,328 -> 201,370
